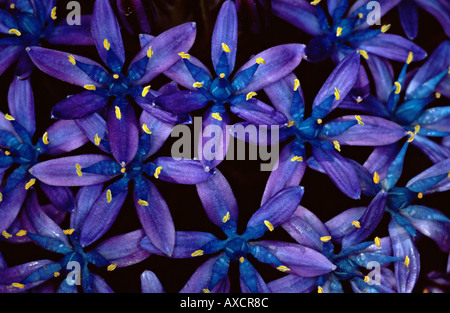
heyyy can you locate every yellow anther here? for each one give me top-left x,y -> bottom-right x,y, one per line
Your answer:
103,39 -> 110,51
317,119 -> 323,124
142,85 -> 151,98
25,178 -> 36,190
277,265 -> 291,272
364,276 -> 370,283
290,156 -> 303,162
336,27 -> 343,37
310,0 -> 321,5
137,199 -> 149,206
239,257 -> 245,263
68,55 -> 76,65
373,171 -> 380,184
107,264 -> 117,271
16,230 -> 27,237
405,255 -> 410,267
294,79 -> 300,91
414,125 -> 420,134
115,106 -> 122,120
320,236 -> 332,242
191,250 -> 204,257
417,192 -> 423,199
359,50 -> 369,60
4,114 -> 15,121
147,46 -> 153,58
333,140 -> 341,152
120,167 -> 126,174
51,7 -> 57,20
12,283 -> 24,289
374,236 -> 381,247
334,87 -> 341,100
352,220 -> 361,228
246,91 -> 257,101
358,13 -> 364,19
202,289 -> 211,293
4,151 -> 10,156
193,82 -> 203,88
355,115 -> 364,125
142,124 -> 152,135
84,84 -> 96,91
0,192 -> 2,202
381,24 -> 391,33
42,132 -> 49,145
106,189 -> 112,203
178,52 -> 190,59
435,92 -> 441,99
222,43 -> 231,53
94,133 -> 101,146
406,51 -> 414,64
63,229 -> 75,235
255,57 -> 266,65
219,73 -> 226,78
394,81 -> 402,95
2,231 -> 12,239
54,272 -> 60,277
211,112 -> 222,121
9,29 -> 21,36
287,121 -> 295,128
317,286 -> 324,293
76,163 -> 82,177
407,130 -> 415,142
222,212 -> 230,223
113,74 -> 119,79
264,220 -> 274,232
154,166 -> 163,179
10,3 -> 15,9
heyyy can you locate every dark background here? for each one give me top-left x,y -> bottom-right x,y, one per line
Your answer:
0,0 -> 448,293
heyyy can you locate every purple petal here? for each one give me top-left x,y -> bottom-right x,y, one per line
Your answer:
236,44 -> 305,94
349,0 -> 403,29
153,90 -> 209,114
44,16 -> 94,46
363,142 -> 401,181
196,169 -> 239,227
141,271 -> 165,293
365,54 -> 394,103
0,179 -> 27,232
51,91 -> 108,119
94,229 -> 150,267
179,254 -> 224,293
398,0 -> 419,40
325,207 -> 366,243
406,158 -> 450,193
139,110 -> 175,159
211,0 -> 238,73
0,45 -> 22,77
91,0 -> 125,66
134,179 -> 175,256
40,183 -> 76,213
0,259 -> 54,287
70,184 -> 104,230
271,0 -> 322,36
405,213 -> 450,252
75,113 -> 110,154
268,274 -> 317,293
29,155 -> 116,186
415,0 -> 450,37
231,98 -> 288,126
8,76 -> 35,136
152,157 -> 212,185
163,56 -> 212,90
45,119 -> 89,156
411,134 -> 450,164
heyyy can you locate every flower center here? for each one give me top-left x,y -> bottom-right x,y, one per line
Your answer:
224,237 -> 249,262
210,76 -> 233,101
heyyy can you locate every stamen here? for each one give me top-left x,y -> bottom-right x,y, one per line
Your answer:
107,264 -> 117,271
54,272 -> 60,277
317,286 -> 324,293
255,57 -> 266,65
381,24 -> 391,33
406,51 -> 414,64
394,81 -> 402,94
63,229 -> 75,235
178,52 -> 190,59
364,276 -> 370,283
103,39 -> 111,51
287,121 -> 295,128
84,84 -> 96,91
222,43 -> 231,53
264,220 -> 274,232
334,87 -> 341,100
294,79 -> 300,91
316,119 -> 323,124
373,171 -> 380,184
115,106 -> 122,120
435,92 -> 441,99
25,178 -> 36,190
9,29 -> 21,36
51,7 -> 57,20
147,46 -> 154,58
138,199 -> 149,206
219,73 -> 226,78
4,151 -> 10,156
320,236 -> 332,242
10,3 -> 15,9
42,132 -> 49,144
154,166 -> 162,179
191,250 -> 204,257
358,50 -> 369,60
358,13 -> 364,19
211,112 -> 222,121
4,114 -> 15,121
290,156 -> 303,162
113,74 -> 119,79
222,211 -> 230,223
352,220 -> 361,228
336,27 -> 343,37
12,283 -> 24,289
106,189 -> 112,203
355,115 -> 364,125
142,124 -> 152,134
407,130 -> 415,142
120,167 -> 126,174
417,192 -> 423,199
0,192 -> 2,202
404,255 -> 410,267
239,257 -> 245,263
277,265 -> 291,272
76,163 -> 82,177
374,236 -> 381,247
414,125 -> 420,134
310,0 -> 321,5
15,230 -> 27,237
142,85 -> 151,98
68,55 -> 76,65
94,133 -> 101,146
202,289 -> 211,293
333,140 -> 341,152
2,231 -> 12,239
193,82 -> 203,88
246,92 -> 257,101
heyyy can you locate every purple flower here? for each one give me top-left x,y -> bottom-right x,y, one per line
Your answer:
140,169 -> 335,293
151,0 -> 305,170
26,0 -> 197,165
0,0 -> 93,79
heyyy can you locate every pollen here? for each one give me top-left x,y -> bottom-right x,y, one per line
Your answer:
178,52 -> 190,59
4,151 -> 10,156
103,39 -> 111,51
120,167 -> 126,174
406,51 -> 414,64
246,92 -> 257,101
219,73 -> 226,78
352,220 -> 361,228
287,121 -> 295,128
320,236 -> 332,242
0,192 -> 2,202
316,119 -> 323,124
334,87 -> 341,100
193,82 -> 203,88
333,140 -> 341,152
106,189 -> 112,203
277,265 -> 291,272
364,276 -> 370,283
239,257 -> 245,263
222,211 -> 231,223
381,24 -> 391,33
142,85 -> 151,98
142,124 -> 152,134
202,289 -> 211,293
191,250 -> 204,257
290,156 -> 303,162
2,231 -> 12,239
154,166 -> 163,179
317,286 -> 324,293
12,283 -> 24,289
404,255 -> 410,267
414,125 -> 420,134
115,106 -> 122,120
355,115 -> 364,125
10,3 -> 15,9
417,192 -> 423,199
211,112 -> 222,121
358,13 -> 364,19
51,7 -> 57,20
435,92 -> 441,99
25,178 -> 36,190
222,42 -> 231,53
147,46 -> 154,58
407,130 -> 415,142
359,49 -> 369,60
336,27 -> 343,37
394,82 -> 402,94
113,74 -> 119,79
373,171 -> 380,184
42,132 -> 49,144
107,264 -> 117,271
294,79 -> 300,91
264,220 -> 274,232
54,271 -> 60,277
16,230 -> 27,237
94,133 -> 101,146
63,229 -> 75,235
84,84 -> 96,91
9,29 -> 21,36
138,199 -> 149,206
4,114 -> 15,121
374,236 -> 381,247
255,57 -> 266,65
75,163 -> 82,177
68,55 -> 76,65
310,0 -> 321,5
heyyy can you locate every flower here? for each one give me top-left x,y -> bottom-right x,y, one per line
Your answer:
0,76 -> 88,236
26,0 -> 197,166
151,0 -> 305,170
0,0 -> 93,79
269,206 -> 403,293
140,169 -> 337,293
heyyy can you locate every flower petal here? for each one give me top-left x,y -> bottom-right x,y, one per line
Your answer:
0,45 -> 22,77
7,76 -> 35,137
151,157 -> 212,184
44,16 -> 94,46
0,179 -> 27,232
140,270 -> 165,293
271,0 -> 322,36
268,274 -> 317,293
51,91 -> 108,119
45,119 -> 89,156
70,184 -> 104,230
